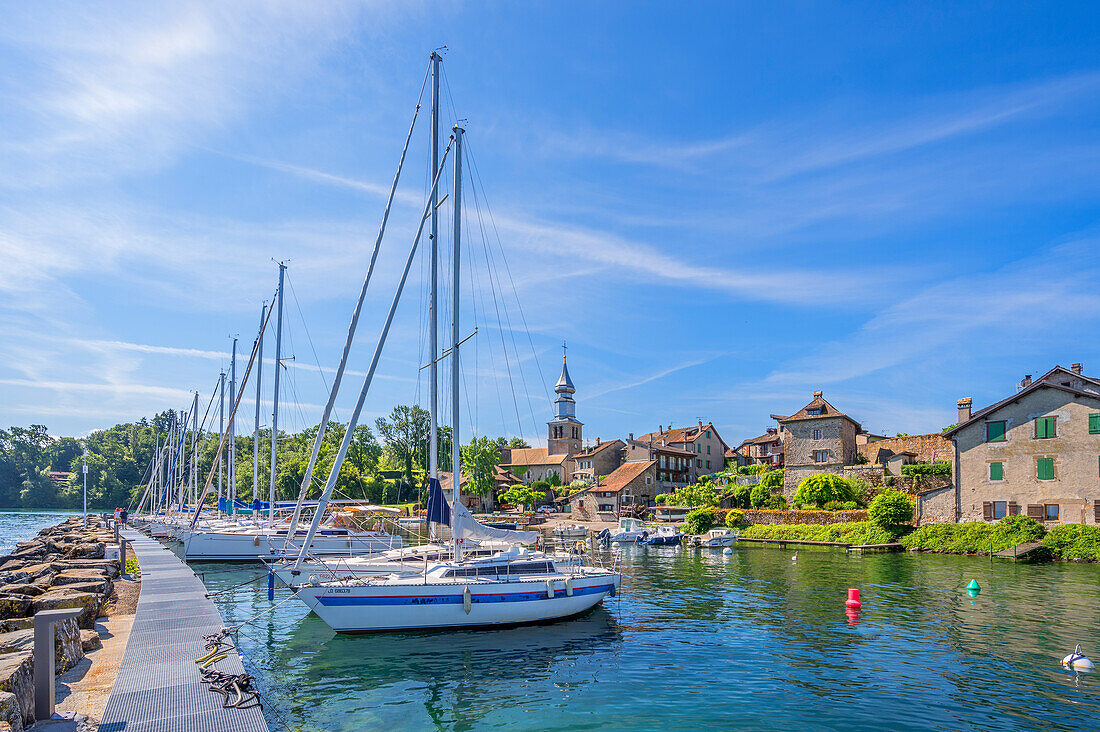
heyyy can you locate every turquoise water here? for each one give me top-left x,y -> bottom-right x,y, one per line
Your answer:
0,509 -> 77,554
193,543 -> 1100,731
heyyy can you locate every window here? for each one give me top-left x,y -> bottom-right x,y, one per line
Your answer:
1035,416 -> 1056,439
812,428 -> 822,440
986,421 -> 1006,442
807,408 -> 821,416
1090,413 -> 1100,434
1045,504 -> 1060,521
598,504 -> 614,512
706,430 -> 711,438
706,460 -> 711,469
696,459 -> 702,468
707,445 -> 711,454
697,444 -> 702,453
645,476 -> 652,485
989,462 -> 1004,481
1037,457 -> 1055,480
813,450 -> 828,463
992,501 -> 1008,520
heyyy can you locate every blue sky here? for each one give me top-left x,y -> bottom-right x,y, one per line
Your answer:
2,1 -> 1099,449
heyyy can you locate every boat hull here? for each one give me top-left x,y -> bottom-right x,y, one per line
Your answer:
182,530 -> 402,561
296,573 -> 620,633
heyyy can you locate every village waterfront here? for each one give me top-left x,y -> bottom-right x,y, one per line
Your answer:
185,537 -> 1100,731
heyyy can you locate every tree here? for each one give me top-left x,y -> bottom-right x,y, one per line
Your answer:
793,473 -> 853,508
868,489 -> 915,527
681,507 -> 717,534
375,405 -> 432,489
759,469 -> 784,491
731,485 -> 752,509
461,436 -> 501,497
750,484 -> 769,508
500,485 -> 539,511
508,437 -> 530,448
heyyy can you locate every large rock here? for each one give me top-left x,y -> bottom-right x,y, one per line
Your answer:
0,652 -> 32,728
52,570 -> 111,595
0,691 -> 21,731
0,619 -> 84,672
0,588 -> 39,600
65,543 -> 105,560
56,559 -> 120,580
79,629 -> 101,652
0,599 -> 29,622
31,589 -> 99,629
0,622 -> 30,636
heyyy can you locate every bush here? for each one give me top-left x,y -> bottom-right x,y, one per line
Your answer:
793,473 -> 853,508
901,516 -> 1045,554
848,478 -> 874,507
681,507 -> 717,535
740,521 -> 898,545
731,485 -> 752,509
737,464 -> 767,475
724,509 -> 745,529
763,494 -> 788,510
901,461 -> 952,479
749,484 -> 769,508
868,489 -> 915,526
530,479 -> 551,494
759,469 -> 784,490
1042,524 -> 1100,561
654,494 -> 668,505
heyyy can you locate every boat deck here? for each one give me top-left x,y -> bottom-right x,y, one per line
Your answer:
97,529 -> 269,732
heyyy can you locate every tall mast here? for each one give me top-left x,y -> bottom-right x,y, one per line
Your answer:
429,50 -> 441,483
229,337 -> 237,515
191,391 -> 198,508
253,302 -> 266,525
451,125 -> 464,559
269,263 -> 286,523
218,371 -> 225,516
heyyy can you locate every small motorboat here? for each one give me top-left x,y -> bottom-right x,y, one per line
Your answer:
554,524 -> 588,540
608,518 -> 649,543
689,528 -> 739,548
646,526 -> 683,545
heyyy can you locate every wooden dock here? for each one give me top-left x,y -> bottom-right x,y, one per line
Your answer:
995,540 -> 1045,559
97,530 -> 268,732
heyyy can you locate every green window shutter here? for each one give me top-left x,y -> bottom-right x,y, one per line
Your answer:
986,422 -> 1006,442
1036,417 -> 1055,439
989,462 -> 1003,481
1037,457 -> 1054,480
1090,414 -> 1100,434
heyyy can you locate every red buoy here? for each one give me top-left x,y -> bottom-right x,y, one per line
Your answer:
845,588 -> 862,609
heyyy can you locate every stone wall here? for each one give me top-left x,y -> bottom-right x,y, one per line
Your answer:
859,433 -> 953,466
915,485 -> 957,525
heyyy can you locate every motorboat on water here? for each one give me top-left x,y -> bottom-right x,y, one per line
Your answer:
608,517 -> 649,543
295,546 -> 620,633
689,528 -> 739,548
645,525 -> 683,545
553,524 -> 588,540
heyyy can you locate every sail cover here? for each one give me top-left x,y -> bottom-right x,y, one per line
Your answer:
449,495 -> 539,545
425,478 -> 451,526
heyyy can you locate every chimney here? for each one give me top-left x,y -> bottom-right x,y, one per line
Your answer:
628,432 -> 633,441
698,420 -> 703,430
1072,363 -> 1082,375
813,390 -> 823,398
957,397 -> 972,424
596,437 -> 601,446
1022,374 -> 1032,387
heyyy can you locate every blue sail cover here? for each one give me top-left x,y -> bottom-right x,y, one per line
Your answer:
425,478 -> 451,526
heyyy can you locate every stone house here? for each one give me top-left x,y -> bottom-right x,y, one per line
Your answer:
736,428 -> 784,467
635,422 -> 729,480
944,364 -> 1100,526
571,439 -> 625,484
623,435 -> 692,492
780,391 -> 863,498
857,433 -> 954,469
566,460 -> 657,518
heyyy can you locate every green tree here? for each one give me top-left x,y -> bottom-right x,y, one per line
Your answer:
868,489 -> 915,527
461,436 -> 501,497
793,473 -> 853,508
500,484 -> 539,510
681,507 -> 717,534
759,469 -> 784,491
750,484 -> 770,508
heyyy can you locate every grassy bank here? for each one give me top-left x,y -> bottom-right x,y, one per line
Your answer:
738,521 -> 898,546
901,517 -> 1100,561
1041,524 -> 1100,561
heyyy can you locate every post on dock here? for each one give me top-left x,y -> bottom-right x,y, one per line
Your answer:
34,609 -> 82,721
120,538 -> 128,578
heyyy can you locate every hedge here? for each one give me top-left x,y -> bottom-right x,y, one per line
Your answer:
739,521 -> 897,545
901,516 -> 1043,554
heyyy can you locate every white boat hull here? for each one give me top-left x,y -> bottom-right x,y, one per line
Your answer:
296,572 -> 620,632
182,529 -> 402,561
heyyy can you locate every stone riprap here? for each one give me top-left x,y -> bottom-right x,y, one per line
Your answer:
0,516 -> 121,730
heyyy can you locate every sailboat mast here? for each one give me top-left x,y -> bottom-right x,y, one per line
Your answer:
253,302 -> 265,525
191,391 -> 198,509
218,371 -> 225,516
269,263 -> 286,523
429,50 -> 441,482
229,337 -> 237,514
451,125 -> 464,560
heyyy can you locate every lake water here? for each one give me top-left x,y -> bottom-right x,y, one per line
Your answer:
194,542 -> 1100,731
0,509 -> 77,554
1,512 -> 1097,730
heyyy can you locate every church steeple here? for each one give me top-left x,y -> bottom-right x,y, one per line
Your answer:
548,341 -> 582,455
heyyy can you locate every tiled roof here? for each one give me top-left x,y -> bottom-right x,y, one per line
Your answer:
780,393 -> 861,429
635,422 -> 729,450
738,431 -> 781,448
501,448 -> 570,466
574,439 -> 624,459
623,439 -> 694,457
593,460 -> 654,494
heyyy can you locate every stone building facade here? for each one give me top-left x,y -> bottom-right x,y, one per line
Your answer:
635,422 -> 729,480
736,428 -> 784,467
572,439 -> 625,483
857,433 -> 954,467
946,364 -> 1100,526
780,391 -> 862,498
566,460 -> 657,517
623,436 -> 692,491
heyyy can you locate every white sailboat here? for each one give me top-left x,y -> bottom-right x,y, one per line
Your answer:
292,53 -> 620,632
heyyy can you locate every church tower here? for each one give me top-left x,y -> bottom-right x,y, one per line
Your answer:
548,344 -> 583,456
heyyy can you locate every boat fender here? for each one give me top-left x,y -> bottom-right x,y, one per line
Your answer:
723,547 -> 733,555
546,579 -> 555,599
640,531 -> 649,542
309,575 -> 321,587
463,585 -> 472,615
1063,645 -> 1095,670
608,583 -> 615,598
253,535 -> 260,546
565,577 -> 574,597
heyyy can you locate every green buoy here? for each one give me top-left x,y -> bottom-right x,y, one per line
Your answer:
966,579 -> 981,594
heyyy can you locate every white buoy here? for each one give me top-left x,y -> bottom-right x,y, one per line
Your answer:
723,547 -> 733,555
1063,644 -> 1095,670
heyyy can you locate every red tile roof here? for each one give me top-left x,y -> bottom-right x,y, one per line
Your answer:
593,460 -> 654,494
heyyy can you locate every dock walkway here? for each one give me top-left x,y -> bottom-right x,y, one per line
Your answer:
98,530 -> 269,732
